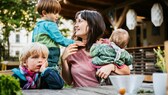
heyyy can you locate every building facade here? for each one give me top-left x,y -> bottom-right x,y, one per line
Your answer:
9,29 -> 32,57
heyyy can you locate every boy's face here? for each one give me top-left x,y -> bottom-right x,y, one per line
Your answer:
25,53 -> 47,72
45,13 -> 59,22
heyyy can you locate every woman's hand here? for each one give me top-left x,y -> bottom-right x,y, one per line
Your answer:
62,42 -> 85,61
62,44 -> 78,61
96,64 -> 115,79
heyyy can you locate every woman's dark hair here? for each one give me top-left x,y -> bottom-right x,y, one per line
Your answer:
75,10 -> 106,51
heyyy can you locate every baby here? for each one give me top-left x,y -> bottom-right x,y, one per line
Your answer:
90,28 -> 133,68
12,42 -> 64,89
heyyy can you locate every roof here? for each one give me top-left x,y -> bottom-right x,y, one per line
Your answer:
59,0 -> 168,20
59,0 -> 168,38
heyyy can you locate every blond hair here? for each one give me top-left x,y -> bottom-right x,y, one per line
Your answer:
37,0 -> 61,15
19,42 -> 49,66
109,29 -> 129,48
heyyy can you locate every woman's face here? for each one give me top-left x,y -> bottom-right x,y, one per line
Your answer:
74,14 -> 88,40
25,53 -> 47,72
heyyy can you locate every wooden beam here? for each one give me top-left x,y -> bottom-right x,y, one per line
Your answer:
77,0 -> 114,6
105,10 -> 117,29
103,0 -> 146,14
60,8 -> 77,19
105,6 -> 129,29
64,0 -> 101,10
115,6 -> 129,29
60,0 -> 89,9
161,0 -> 168,7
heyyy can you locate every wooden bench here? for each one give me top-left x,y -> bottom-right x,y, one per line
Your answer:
0,70 -> 13,75
1,61 -> 19,70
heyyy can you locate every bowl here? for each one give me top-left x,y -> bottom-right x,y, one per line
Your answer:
109,75 -> 144,95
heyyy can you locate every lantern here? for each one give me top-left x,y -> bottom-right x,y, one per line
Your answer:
151,3 -> 163,27
126,9 -> 137,30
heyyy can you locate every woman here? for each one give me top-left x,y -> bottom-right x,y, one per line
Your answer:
61,10 -> 130,87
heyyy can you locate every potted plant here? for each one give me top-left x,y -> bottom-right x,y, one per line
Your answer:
153,46 -> 166,72
153,46 -> 167,95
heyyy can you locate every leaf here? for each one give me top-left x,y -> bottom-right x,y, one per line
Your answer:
153,47 -> 166,72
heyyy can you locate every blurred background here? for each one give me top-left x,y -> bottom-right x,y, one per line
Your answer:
0,0 -> 168,73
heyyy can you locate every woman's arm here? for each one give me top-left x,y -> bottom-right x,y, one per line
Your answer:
61,43 -> 80,85
96,64 -> 130,79
61,58 -> 73,85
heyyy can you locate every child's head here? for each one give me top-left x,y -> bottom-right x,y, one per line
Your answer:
19,42 -> 49,72
37,0 -> 61,22
109,29 -> 129,48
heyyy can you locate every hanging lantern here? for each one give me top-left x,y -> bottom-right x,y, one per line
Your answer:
126,9 -> 137,30
151,3 -> 163,27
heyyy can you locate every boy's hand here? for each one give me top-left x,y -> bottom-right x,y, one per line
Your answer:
40,60 -> 48,72
75,41 -> 85,47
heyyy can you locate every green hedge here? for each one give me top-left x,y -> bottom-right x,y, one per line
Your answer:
0,75 -> 22,95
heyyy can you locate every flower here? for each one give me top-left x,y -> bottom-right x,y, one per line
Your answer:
153,46 -> 166,72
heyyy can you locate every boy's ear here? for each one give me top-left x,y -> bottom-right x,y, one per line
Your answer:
42,10 -> 47,16
23,61 -> 27,66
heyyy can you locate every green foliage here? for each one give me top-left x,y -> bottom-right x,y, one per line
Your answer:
63,83 -> 72,88
0,0 -> 37,31
0,0 -> 73,59
153,46 -> 166,72
0,0 -> 37,58
0,75 -> 22,95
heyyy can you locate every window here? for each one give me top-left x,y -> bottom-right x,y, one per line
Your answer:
15,51 -> 20,56
16,34 -> 20,43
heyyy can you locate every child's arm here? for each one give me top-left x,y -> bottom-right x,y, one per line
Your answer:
47,22 -> 74,46
41,67 -> 64,89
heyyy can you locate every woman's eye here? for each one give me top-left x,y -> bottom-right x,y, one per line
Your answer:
79,19 -> 82,22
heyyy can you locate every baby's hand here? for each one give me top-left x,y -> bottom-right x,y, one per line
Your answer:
96,38 -> 110,44
40,60 -> 48,72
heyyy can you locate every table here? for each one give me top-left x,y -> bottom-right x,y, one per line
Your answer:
22,83 -> 154,95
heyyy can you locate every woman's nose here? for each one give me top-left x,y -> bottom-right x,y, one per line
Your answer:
74,26 -> 78,31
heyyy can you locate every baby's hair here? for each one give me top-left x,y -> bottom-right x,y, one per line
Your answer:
109,28 -> 130,48
19,42 -> 49,66
37,0 -> 61,15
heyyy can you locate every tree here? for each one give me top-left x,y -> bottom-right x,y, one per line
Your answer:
0,0 -> 37,59
0,0 -> 73,60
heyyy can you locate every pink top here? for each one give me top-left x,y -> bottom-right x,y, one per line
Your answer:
67,49 -> 99,87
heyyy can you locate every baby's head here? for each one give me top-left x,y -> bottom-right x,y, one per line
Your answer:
37,0 -> 61,21
109,29 -> 129,48
19,42 -> 49,67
